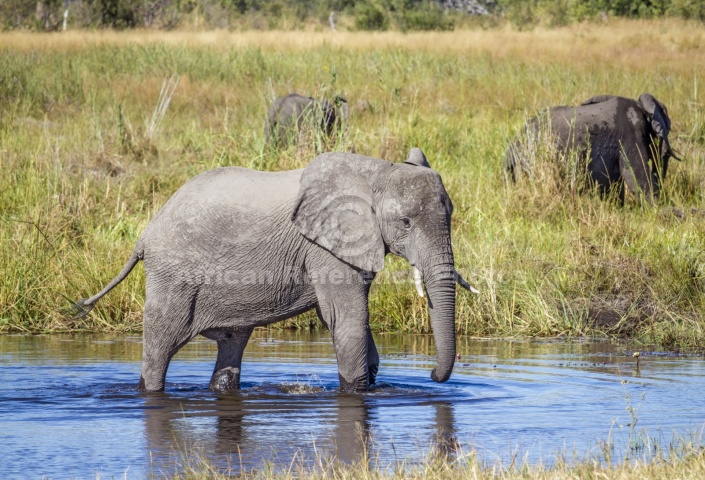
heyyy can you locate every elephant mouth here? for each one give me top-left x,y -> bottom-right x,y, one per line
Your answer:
412,266 -> 479,297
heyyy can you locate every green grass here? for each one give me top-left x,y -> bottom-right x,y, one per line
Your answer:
1,22 -> 704,346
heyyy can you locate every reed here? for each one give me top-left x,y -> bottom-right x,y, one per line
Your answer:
1,20 -> 703,346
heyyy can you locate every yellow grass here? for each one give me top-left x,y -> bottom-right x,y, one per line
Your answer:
2,18 -> 704,63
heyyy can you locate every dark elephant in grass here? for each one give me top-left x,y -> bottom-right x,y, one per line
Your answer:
68,148 -> 477,393
264,93 -> 349,146
504,93 -> 680,203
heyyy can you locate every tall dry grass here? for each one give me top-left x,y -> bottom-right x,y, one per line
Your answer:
1,20 -> 704,345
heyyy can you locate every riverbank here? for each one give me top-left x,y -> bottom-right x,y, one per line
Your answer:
172,447 -> 705,480
1,21 -> 704,346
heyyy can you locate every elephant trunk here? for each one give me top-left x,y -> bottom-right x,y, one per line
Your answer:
660,134 -> 683,171
656,136 -> 683,193
418,244 -> 457,384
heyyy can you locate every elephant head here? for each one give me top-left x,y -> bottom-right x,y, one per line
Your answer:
637,93 -> 679,182
291,148 -> 475,384
319,95 -> 349,137
581,93 -> 679,200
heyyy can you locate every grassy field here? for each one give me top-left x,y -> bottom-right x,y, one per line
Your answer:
1,20 -> 704,347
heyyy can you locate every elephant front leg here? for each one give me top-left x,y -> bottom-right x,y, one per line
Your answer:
316,302 -> 378,387
316,283 -> 372,392
208,328 -> 254,392
316,305 -> 379,385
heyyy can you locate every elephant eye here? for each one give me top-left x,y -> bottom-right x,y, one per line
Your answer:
401,217 -> 412,229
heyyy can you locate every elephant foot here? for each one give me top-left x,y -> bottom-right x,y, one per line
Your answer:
138,375 -> 165,392
338,373 -> 369,393
210,367 -> 241,392
368,364 -> 379,385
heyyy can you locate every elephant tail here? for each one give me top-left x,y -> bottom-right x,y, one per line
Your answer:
63,244 -> 144,319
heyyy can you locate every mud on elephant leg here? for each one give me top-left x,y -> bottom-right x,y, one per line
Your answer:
205,328 -> 254,392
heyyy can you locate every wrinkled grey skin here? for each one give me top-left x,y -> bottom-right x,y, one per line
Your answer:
69,149 -> 466,393
264,93 -> 349,146
504,93 -> 678,203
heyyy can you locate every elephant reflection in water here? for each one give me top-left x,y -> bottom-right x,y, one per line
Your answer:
330,393 -> 372,464
432,402 -> 459,458
331,397 -> 459,463
142,394 -> 248,468
141,393 -> 372,471
142,394 -> 458,470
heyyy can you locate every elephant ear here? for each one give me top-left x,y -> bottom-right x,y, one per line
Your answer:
291,153 -> 387,273
403,148 -> 452,213
638,93 -> 670,139
404,147 -> 431,168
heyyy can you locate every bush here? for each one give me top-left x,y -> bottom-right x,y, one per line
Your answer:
396,1 -> 454,31
354,0 -> 389,30
668,0 -> 705,21
1,0 -> 704,33
495,0 -> 682,27
90,0 -> 142,28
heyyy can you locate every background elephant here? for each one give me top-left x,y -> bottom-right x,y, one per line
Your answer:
504,93 -> 679,203
68,148 -> 475,393
264,93 -> 349,146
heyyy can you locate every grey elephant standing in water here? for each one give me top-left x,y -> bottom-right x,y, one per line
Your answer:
68,148 -> 477,392
504,93 -> 679,203
264,93 -> 349,146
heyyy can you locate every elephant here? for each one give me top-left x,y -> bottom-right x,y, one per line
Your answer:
504,93 -> 679,203
67,148 -> 477,393
264,93 -> 349,146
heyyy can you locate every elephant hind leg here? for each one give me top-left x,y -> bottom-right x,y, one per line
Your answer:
205,328 -> 254,392
139,287 -> 200,392
367,330 -> 379,385
139,329 -> 194,392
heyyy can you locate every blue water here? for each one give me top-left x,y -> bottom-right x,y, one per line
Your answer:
0,333 -> 703,479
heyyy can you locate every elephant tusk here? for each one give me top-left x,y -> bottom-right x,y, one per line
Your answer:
455,269 -> 480,294
413,267 -> 425,298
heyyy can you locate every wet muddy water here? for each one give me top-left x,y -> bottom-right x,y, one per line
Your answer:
1,332 -> 704,479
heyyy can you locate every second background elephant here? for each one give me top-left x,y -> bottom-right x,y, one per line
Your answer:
504,93 -> 679,204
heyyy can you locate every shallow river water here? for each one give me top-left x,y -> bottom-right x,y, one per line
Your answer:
1,331 -> 704,479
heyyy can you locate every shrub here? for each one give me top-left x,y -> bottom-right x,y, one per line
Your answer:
354,0 -> 389,30
668,0 -> 705,21
396,2 -> 454,31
